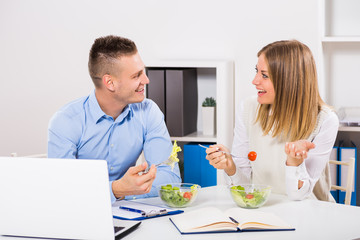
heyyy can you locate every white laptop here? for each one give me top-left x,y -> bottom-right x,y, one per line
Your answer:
0,157 -> 140,240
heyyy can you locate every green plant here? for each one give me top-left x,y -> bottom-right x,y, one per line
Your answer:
202,97 -> 216,107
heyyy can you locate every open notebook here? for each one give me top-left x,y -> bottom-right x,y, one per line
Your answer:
170,207 -> 294,234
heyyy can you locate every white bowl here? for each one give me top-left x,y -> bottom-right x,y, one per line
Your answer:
158,183 -> 200,208
229,184 -> 271,209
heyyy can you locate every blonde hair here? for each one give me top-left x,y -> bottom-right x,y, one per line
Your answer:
256,40 -> 325,142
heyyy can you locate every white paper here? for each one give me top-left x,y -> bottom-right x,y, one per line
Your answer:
112,200 -> 172,219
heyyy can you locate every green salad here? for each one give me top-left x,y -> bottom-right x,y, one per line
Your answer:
159,184 -> 198,208
230,185 -> 270,208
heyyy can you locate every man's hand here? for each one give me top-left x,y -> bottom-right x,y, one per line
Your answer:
112,162 -> 157,199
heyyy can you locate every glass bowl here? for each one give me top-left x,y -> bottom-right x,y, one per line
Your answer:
157,183 -> 200,208
229,184 -> 271,209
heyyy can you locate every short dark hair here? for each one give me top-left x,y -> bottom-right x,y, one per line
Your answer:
88,35 -> 137,87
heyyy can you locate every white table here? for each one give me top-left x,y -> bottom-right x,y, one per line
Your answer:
1,185 -> 359,240
123,185 -> 360,240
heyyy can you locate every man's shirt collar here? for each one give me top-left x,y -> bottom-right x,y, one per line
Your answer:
88,90 -> 133,124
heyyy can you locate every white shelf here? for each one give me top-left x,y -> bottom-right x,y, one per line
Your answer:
146,60 -> 234,148
322,0 -> 360,37
146,60 -> 231,69
322,36 -> 360,43
170,131 -> 216,143
319,0 -> 360,109
146,60 -> 234,186
338,126 -> 360,132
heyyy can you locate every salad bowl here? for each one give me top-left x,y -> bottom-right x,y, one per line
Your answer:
230,184 -> 271,209
158,183 -> 200,208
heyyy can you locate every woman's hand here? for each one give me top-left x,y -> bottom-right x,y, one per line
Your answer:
205,144 -> 236,176
285,140 -> 315,166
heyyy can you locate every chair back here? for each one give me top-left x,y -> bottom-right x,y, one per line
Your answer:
329,157 -> 355,205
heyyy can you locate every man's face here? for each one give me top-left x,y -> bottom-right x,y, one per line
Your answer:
111,52 -> 149,105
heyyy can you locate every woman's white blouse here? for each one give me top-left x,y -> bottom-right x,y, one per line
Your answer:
225,99 -> 339,200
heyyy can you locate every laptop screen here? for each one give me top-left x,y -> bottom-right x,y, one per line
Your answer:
0,157 -> 115,240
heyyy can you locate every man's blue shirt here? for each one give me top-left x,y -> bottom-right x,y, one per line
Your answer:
48,90 -> 181,202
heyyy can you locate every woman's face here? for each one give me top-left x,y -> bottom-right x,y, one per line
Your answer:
252,54 -> 275,105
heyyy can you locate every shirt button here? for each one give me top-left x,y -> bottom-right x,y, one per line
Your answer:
110,144 -> 114,147
110,167 -> 114,170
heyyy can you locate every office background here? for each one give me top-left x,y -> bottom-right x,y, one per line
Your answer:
0,0 -> 356,156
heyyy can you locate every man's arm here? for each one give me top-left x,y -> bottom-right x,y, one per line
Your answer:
48,111 -> 79,159
125,100 -> 181,199
49,109 -> 159,202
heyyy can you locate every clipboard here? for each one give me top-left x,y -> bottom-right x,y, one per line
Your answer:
112,200 -> 183,220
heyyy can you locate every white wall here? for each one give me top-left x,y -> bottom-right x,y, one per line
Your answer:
0,0 -> 319,156
322,0 -> 360,110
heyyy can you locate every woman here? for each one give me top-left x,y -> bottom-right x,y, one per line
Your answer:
206,40 -> 339,201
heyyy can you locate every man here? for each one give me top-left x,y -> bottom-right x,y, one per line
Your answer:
48,35 -> 181,202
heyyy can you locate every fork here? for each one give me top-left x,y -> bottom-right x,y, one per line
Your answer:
142,162 -> 164,174
198,144 -> 240,158
143,159 -> 174,173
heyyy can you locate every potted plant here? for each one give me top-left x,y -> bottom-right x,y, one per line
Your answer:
202,97 -> 216,136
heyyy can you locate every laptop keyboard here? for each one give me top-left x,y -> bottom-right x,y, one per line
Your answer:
114,226 -> 125,233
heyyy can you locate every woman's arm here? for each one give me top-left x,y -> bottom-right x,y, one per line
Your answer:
205,101 -> 252,185
225,101 -> 252,185
285,111 -> 339,200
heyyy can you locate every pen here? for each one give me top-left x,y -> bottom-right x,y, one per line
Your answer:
229,216 -> 239,224
119,206 -> 146,216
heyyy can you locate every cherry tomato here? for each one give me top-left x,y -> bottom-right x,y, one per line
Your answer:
248,151 -> 257,161
183,192 -> 192,199
246,194 -> 254,199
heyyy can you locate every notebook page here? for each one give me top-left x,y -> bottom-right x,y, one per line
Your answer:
170,207 -> 237,232
225,208 -> 292,229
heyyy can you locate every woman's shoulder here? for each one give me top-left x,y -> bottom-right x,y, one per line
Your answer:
319,105 -> 339,123
315,104 -> 339,133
